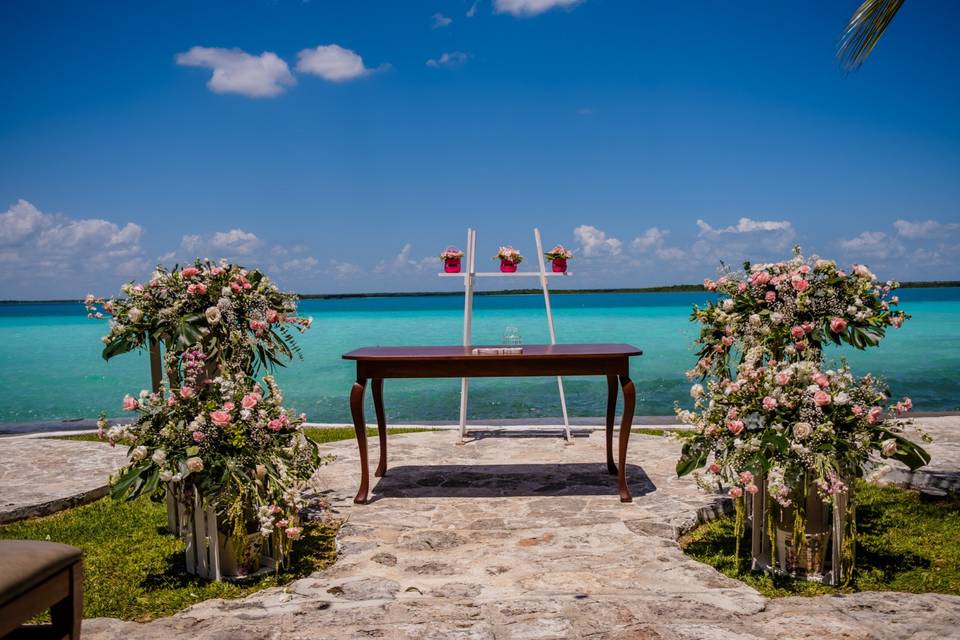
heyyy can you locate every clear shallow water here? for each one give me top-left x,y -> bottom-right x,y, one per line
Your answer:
0,289 -> 957,425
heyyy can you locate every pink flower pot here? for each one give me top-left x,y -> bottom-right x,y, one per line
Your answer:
552,258 -> 567,273
444,258 -> 461,273
500,259 -> 518,273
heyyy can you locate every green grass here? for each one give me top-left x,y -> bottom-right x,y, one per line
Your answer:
5,426 -> 439,621
680,480 -> 960,597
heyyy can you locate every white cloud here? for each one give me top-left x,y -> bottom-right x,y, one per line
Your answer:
426,51 -> 470,67
296,44 -> 378,82
839,231 -> 904,260
574,225 -> 622,257
494,0 -> 582,17
467,0 -> 480,17
0,199 -> 147,297
630,227 -> 685,261
432,12 -> 453,28
176,46 -> 295,98
330,259 -> 362,278
696,217 -> 794,237
894,219 -> 960,239
210,229 -> 261,255
179,228 -> 261,258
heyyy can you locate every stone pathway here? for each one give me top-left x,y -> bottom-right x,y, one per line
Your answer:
77,419 -> 960,640
0,437 -> 127,524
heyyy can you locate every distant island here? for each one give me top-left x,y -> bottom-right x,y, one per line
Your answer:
2,281 -> 958,304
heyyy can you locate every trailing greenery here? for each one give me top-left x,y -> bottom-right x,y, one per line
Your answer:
680,480 -> 960,597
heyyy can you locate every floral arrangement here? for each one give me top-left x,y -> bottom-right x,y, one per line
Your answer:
85,260 -> 319,574
494,246 -> 524,264
104,367 -> 321,566
85,260 -> 311,376
691,256 -> 906,380
439,247 -> 464,260
676,247 -> 929,578
544,245 -> 574,260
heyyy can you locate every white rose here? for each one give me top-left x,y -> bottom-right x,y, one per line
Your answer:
793,422 -> 812,439
770,312 -> 784,324
151,449 -> 167,465
130,445 -> 147,461
205,306 -> 221,325
880,439 -> 898,457
222,287 -> 232,297
749,314 -> 761,326
171,473 -> 182,483
834,392 -> 850,405
690,384 -> 704,399
186,457 -> 204,473
128,307 -> 143,322
159,471 -> 173,482
722,299 -> 734,311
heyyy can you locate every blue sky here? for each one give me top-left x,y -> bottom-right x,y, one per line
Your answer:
1,0 -> 958,299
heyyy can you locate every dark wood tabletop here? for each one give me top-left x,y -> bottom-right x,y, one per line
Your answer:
343,343 -> 642,360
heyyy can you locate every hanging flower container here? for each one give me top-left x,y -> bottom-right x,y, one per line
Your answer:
544,245 -> 573,273
495,246 -> 523,273
439,247 -> 464,273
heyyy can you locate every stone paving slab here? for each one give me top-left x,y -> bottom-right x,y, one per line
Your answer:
0,437 -> 127,524
79,422 -> 960,640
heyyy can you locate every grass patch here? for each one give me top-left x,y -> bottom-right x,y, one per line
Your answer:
680,480 -> 960,597
0,497 -> 337,621
9,426 -> 440,621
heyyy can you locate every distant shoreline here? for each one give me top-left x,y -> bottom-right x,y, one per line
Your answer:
2,281 -> 958,304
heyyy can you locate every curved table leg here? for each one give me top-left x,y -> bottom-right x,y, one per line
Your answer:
351,378 -> 370,504
372,378 -> 388,477
605,374 -> 618,475
618,374 -> 635,503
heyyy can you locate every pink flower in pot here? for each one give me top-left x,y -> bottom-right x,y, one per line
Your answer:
544,244 -> 573,273
439,247 -> 464,273
494,246 -> 523,272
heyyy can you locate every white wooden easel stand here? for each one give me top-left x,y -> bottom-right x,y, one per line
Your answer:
439,227 -> 572,442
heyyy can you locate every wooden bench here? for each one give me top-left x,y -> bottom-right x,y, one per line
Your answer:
0,540 -> 83,639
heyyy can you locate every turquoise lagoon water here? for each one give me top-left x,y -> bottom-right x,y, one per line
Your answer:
0,289 -> 958,426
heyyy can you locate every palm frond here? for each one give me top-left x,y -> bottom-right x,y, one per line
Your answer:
837,0 -> 905,72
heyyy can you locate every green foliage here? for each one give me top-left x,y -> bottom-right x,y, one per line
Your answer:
681,480 -> 960,597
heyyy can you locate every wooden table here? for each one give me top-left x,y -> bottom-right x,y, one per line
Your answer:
342,343 -> 643,504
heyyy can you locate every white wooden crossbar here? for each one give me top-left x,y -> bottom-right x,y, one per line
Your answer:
443,228 -> 572,442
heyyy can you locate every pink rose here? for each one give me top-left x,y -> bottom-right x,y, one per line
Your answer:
122,394 -> 139,411
285,527 -> 302,540
209,266 -> 225,276
762,396 -> 777,411
276,519 -> 289,528
211,410 -> 231,427
180,386 -> 194,399
792,278 -> 809,292
268,418 -> 283,431
852,405 -> 863,416
187,283 -> 207,295
250,319 -> 268,333
801,321 -> 814,334
708,463 -> 721,474
746,483 -> 759,494
813,390 -> 831,407
739,471 -> 754,484
266,309 -> 280,323
727,420 -> 745,435
830,317 -> 847,333
790,326 -> 805,339
192,431 -> 205,443
765,291 -> 776,303
867,406 -> 883,424
799,264 -> 811,274
728,486 -> 743,498
776,372 -> 791,386
794,340 -> 807,351
181,267 -> 201,278
721,336 -> 734,347
241,394 -> 258,410
703,279 -> 717,291
737,283 -> 747,293
813,373 -> 829,388
895,397 -> 913,414
223,401 -> 235,411
752,271 -> 771,286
